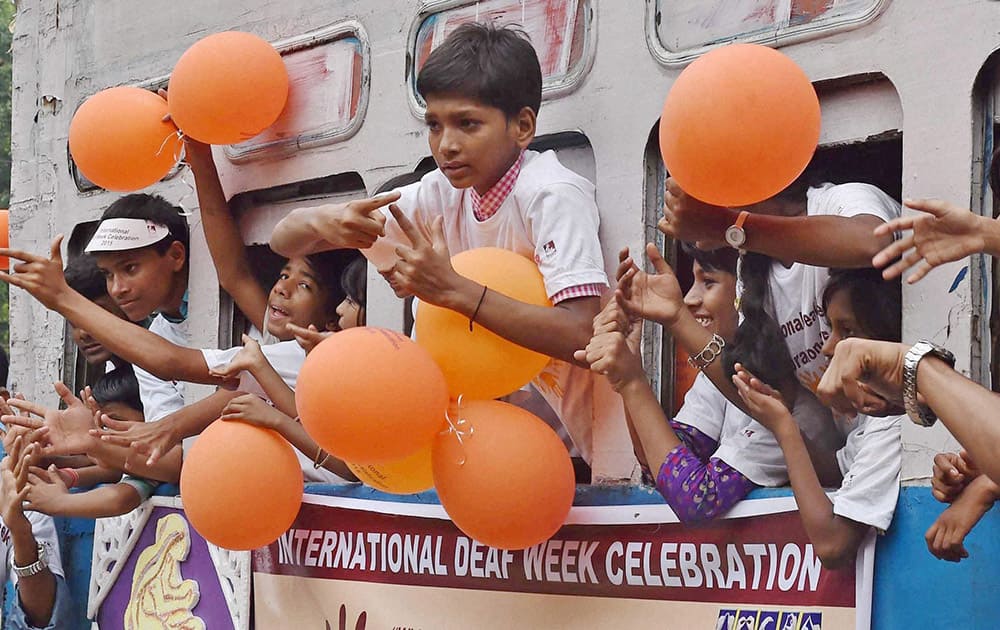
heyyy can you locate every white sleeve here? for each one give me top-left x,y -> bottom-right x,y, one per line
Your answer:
831,416 -> 902,531
524,183 -> 608,298
133,364 -> 185,423
808,183 -> 900,222
672,373 -> 728,442
200,346 -> 242,373
713,419 -> 789,487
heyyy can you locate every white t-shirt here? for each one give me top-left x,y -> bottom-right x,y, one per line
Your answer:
201,341 -> 353,485
385,150 -> 615,463
134,314 -> 187,422
675,373 -> 842,487
0,511 -> 65,587
743,183 -> 901,393
830,414 -> 902,532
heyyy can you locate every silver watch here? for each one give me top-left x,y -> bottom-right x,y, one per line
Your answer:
12,542 -> 48,578
902,340 -> 955,427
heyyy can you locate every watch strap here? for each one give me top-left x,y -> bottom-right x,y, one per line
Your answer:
902,340 -> 956,427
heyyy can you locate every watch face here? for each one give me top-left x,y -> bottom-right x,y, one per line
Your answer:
725,225 -> 746,248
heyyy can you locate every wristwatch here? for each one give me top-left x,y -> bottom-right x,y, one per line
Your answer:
12,542 -> 48,578
902,340 -> 956,427
725,210 -> 750,252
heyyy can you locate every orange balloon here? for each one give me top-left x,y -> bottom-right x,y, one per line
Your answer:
68,87 -> 182,192
432,400 -> 575,550
659,43 -> 820,207
415,248 -> 552,400
347,443 -> 434,495
180,420 -> 303,550
296,327 -> 449,464
168,31 -> 289,145
0,209 -> 9,270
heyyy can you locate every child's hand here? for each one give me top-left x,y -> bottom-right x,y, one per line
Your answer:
209,334 -> 267,381
92,416 -> 178,467
0,435 -> 31,527
874,198 -> 988,284
574,331 -> 645,392
661,177 -> 733,250
615,244 -> 686,328
219,394 -> 289,432
932,451 -> 978,503
4,383 -> 98,457
23,465 -> 70,516
592,295 -> 641,354
0,235 -> 74,311
732,363 -> 795,434
286,323 -> 333,354
386,206 -> 463,305
311,194 -> 399,250
924,478 -> 996,562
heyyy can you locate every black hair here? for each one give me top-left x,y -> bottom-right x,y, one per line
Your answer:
722,253 -> 798,387
679,242 -> 738,275
303,249 -> 362,323
64,254 -> 109,301
416,21 -> 542,117
99,194 -> 190,260
91,365 -> 144,414
0,346 -> 7,390
340,256 -> 367,326
822,268 -> 902,343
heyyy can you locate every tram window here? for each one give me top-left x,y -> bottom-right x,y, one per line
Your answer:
408,0 -> 594,111
225,25 -> 369,162
644,123 -> 902,416
225,171 -> 366,347
648,0 -> 886,65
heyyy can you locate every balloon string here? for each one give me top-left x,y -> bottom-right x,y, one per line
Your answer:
442,394 -> 473,466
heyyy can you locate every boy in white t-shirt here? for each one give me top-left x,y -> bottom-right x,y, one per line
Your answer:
271,23 -> 630,472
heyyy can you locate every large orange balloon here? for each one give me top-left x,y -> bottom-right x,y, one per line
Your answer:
347,443 -> 434,495
659,43 -> 820,207
180,420 -> 303,550
415,248 -> 552,400
296,327 -> 449,464
168,31 -> 289,145
68,87 -> 182,192
433,400 -> 575,550
0,209 -> 9,270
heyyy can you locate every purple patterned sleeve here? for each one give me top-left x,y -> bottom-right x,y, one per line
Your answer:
655,443 -> 758,524
669,420 -> 719,460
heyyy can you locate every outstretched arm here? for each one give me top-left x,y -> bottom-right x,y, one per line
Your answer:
873,198 -> 1000,284
185,140 -> 268,331
925,474 -> 1000,562
0,237 -> 220,385
817,338 -> 1000,489
388,207 -> 598,364
270,193 -> 400,257
734,366 -> 868,568
209,336 -> 296,417
659,178 -> 892,267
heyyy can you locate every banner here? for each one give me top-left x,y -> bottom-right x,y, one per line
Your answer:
253,494 -> 874,629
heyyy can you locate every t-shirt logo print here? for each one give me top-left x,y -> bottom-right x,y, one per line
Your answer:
541,240 -> 557,259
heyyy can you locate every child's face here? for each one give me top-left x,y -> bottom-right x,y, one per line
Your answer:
71,295 -> 127,365
821,289 -> 863,358
335,296 -> 363,331
683,261 -> 738,341
94,243 -> 186,322
267,257 -> 333,340
423,94 -> 534,195
100,401 -> 144,425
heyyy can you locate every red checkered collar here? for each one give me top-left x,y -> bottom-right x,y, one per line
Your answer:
470,150 -> 525,222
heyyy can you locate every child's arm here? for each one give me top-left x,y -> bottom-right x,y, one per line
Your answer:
64,464 -> 122,488
577,307 -> 756,523
208,335 -> 296,417
734,366 -> 868,568
661,178 -> 892,267
925,474 -> 1000,562
389,208 -> 597,364
0,238 -> 223,385
185,140 -> 268,332
269,193 -> 400,257
93,388 -> 240,466
24,465 -> 145,518
219,395 -> 358,481
931,451 -> 978,503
